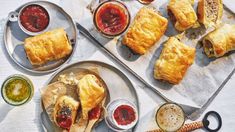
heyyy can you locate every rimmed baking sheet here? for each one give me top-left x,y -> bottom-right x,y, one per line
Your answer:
84,0 -> 235,119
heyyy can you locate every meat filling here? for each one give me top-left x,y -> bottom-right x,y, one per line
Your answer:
205,0 -> 219,22
203,40 -> 214,57
168,9 -> 177,26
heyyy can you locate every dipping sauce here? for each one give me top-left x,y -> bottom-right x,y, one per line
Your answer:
88,106 -> 102,120
19,4 -> 49,33
94,1 -> 130,37
56,106 -> 73,131
56,115 -> 72,130
156,103 -> 185,131
105,99 -> 138,131
113,105 -> 136,125
1,75 -> 34,106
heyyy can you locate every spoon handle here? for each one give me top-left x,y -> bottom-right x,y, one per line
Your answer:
147,129 -> 163,132
147,121 -> 203,132
85,119 -> 98,132
177,121 -> 203,132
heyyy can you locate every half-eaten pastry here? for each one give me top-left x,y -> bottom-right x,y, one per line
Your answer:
77,74 -> 105,119
53,95 -> 79,131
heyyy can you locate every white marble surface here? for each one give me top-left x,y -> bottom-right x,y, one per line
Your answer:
0,0 -> 234,132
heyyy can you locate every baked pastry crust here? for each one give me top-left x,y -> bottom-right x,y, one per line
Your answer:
203,24 -> 235,57
77,74 -> 105,119
122,7 -> 168,55
24,28 -> 72,65
197,0 -> 223,28
154,37 -> 195,84
53,96 -> 79,127
167,0 -> 198,31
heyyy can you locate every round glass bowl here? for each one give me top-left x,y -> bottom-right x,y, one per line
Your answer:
105,99 -> 138,131
1,74 -> 34,106
138,0 -> 155,5
18,4 -> 50,36
93,0 -> 130,38
155,103 -> 185,132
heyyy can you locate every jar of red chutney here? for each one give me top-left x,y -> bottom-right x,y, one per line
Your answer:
105,99 -> 138,131
8,3 -> 50,36
93,0 -> 131,38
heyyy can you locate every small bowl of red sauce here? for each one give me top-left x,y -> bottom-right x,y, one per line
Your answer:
18,4 -> 50,36
105,99 -> 138,131
138,0 -> 155,5
93,1 -> 130,38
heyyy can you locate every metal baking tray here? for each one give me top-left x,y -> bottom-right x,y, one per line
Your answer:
40,60 -> 139,131
3,1 -> 77,73
78,0 -> 235,120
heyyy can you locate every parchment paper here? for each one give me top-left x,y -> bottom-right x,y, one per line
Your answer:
84,0 -> 235,119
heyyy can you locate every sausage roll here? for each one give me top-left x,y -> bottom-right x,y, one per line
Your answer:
197,0 -> 223,28
167,0 -> 198,31
54,95 -> 79,130
24,28 -> 72,65
154,37 -> 196,84
77,74 -> 105,119
203,24 -> 235,57
122,7 -> 168,55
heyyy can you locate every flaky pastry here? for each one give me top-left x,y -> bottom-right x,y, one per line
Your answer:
24,28 -> 72,65
167,0 -> 198,31
77,74 -> 105,119
53,96 -> 79,130
154,37 -> 195,84
197,0 -> 223,28
203,24 -> 235,57
122,7 -> 168,54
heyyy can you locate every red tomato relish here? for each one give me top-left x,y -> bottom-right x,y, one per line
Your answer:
95,2 -> 129,36
20,4 -> 49,32
88,106 -> 101,120
113,105 -> 136,125
56,115 -> 72,131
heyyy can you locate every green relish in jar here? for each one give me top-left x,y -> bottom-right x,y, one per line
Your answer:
1,75 -> 34,106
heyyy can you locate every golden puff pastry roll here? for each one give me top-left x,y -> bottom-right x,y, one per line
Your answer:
197,0 -> 223,28
167,0 -> 198,31
53,95 -> 79,130
122,7 -> 168,55
24,28 -> 72,66
154,37 -> 196,84
203,24 -> 235,58
77,74 -> 105,119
